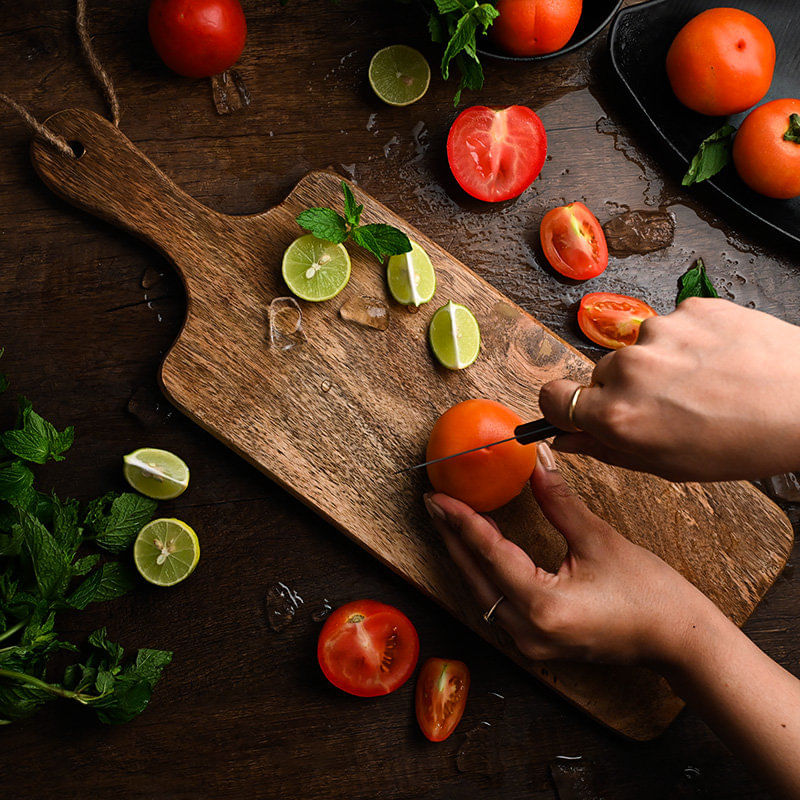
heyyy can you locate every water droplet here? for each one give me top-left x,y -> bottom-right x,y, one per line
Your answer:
141,267 -> 164,289
211,69 -> 251,115
340,163 -> 357,182
339,296 -> 390,330
268,297 -> 305,351
265,582 -> 304,632
383,135 -> 400,158
550,756 -> 601,800
126,385 -> 173,427
311,600 -> 332,622
366,112 -> 378,132
764,472 -> 800,503
320,379 -> 332,394
456,723 -> 500,776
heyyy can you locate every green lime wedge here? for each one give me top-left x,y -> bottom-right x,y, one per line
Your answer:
134,518 -> 199,587
387,241 -> 436,307
123,448 -> 190,500
282,235 -> 351,302
369,45 -> 431,107
429,300 -> 481,370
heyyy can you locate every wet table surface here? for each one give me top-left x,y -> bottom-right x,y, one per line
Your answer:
0,1 -> 798,798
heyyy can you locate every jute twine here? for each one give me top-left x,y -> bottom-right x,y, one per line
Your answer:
0,0 -> 120,158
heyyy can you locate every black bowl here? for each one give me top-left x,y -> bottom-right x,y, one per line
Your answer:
477,0 -> 623,62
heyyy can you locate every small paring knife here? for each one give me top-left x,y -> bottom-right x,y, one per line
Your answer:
395,418 -> 565,475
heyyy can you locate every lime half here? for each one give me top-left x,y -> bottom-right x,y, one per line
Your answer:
282,235 -> 351,302
123,448 -> 189,500
387,241 -> 436,307
369,45 -> 430,107
134,518 -> 199,587
429,301 -> 481,370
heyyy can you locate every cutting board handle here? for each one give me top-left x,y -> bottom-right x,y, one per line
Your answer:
29,108 -> 215,265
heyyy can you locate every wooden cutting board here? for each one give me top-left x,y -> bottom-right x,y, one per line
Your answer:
31,108 -> 793,740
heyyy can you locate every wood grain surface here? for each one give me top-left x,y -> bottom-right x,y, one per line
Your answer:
3,0 -> 800,797
30,108 -> 793,740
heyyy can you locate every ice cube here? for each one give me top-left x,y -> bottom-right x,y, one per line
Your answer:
339,296 -> 389,331
268,297 -> 305,351
211,69 -> 251,115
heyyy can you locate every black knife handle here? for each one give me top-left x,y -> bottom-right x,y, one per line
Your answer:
514,418 -> 563,445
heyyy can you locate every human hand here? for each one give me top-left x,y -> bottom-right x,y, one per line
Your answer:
424,443 -> 725,667
540,298 -> 800,481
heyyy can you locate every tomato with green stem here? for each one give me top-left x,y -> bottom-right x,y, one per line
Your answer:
578,292 -> 657,350
416,658 -> 470,742
540,202 -> 608,280
317,600 -> 419,697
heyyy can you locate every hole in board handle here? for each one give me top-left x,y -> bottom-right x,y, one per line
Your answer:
68,140 -> 85,159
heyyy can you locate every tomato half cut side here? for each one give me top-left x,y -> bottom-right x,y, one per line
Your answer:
447,105 -> 547,202
317,600 -> 420,697
415,658 -> 470,742
578,293 -> 657,350
540,202 -> 609,280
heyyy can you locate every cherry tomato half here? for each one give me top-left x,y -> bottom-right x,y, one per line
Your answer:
540,202 -> 609,280
578,292 -> 657,350
427,399 -> 538,512
415,658 -> 470,742
148,0 -> 247,78
447,105 -> 547,202
317,600 -> 419,697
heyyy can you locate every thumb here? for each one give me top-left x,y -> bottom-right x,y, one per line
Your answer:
531,443 -> 613,557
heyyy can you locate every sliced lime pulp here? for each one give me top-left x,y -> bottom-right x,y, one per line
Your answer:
282,235 -> 351,302
123,448 -> 189,500
428,300 -> 481,370
133,518 -> 199,587
386,241 -> 436,307
368,45 -> 431,107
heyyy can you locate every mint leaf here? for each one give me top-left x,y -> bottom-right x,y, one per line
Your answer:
84,492 -> 157,554
784,113 -> 800,144
441,9 -> 478,80
90,672 -> 153,724
682,125 -> 736,186
0,462 -> 34,504
295,208 -> 348,244
356,224 -> 412,258
71,554 -> 100,577
428,12 -> 444,43
14,511 -> 72,600
2,400 -> 74,464
88,628 -> 124,668
676,258 -> 719,305
134,648 -> 173,688
341,181 -> 363,227
350,226 -> 383,261
52,494 -> 82,556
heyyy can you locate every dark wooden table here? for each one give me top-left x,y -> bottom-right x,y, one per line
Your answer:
1,1 -> 798,798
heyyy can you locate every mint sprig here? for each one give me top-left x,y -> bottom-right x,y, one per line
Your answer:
296,181 -> 412,262
0,357 -> 171,726
682,125 -> 736,187
676,258 -> 719,305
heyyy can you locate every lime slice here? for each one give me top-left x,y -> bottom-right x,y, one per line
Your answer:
387,241 -> 436,307
369,45 -> 431,107
429,301 -> 481,370
123,448 -> 189,500
282,235 -> 351,302
134,518 -> 199,587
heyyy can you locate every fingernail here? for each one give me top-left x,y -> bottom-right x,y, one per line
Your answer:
423,492 -> 446,520
538,443 -> 558,472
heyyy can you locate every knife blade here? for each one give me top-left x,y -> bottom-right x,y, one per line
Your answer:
394,418 -> 563,475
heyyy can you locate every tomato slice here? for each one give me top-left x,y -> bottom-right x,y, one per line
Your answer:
447,105 -> 547,202
578,292 -> 658,350
317,600 -> 419,697
415,658 -> 470,742
540,202 -> 609,280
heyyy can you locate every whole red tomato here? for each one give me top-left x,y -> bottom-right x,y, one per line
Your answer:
666,8 -> 775,116
733,98 -> 800,200
426,399 -> 538,512
491,0 -> 583,57
539,202 -> 608,280
149,0 -> 247,78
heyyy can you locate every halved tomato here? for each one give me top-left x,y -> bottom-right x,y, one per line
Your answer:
317,600 -> 419,697
447,105 -> 547,202
540,202 -> 609,280
578,292 -> 657,350
415,658 -> 470,742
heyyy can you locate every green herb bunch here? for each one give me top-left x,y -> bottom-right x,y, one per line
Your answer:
425,0 -> 499,105
0,360 -> 171,725
297,181 -> 412,261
